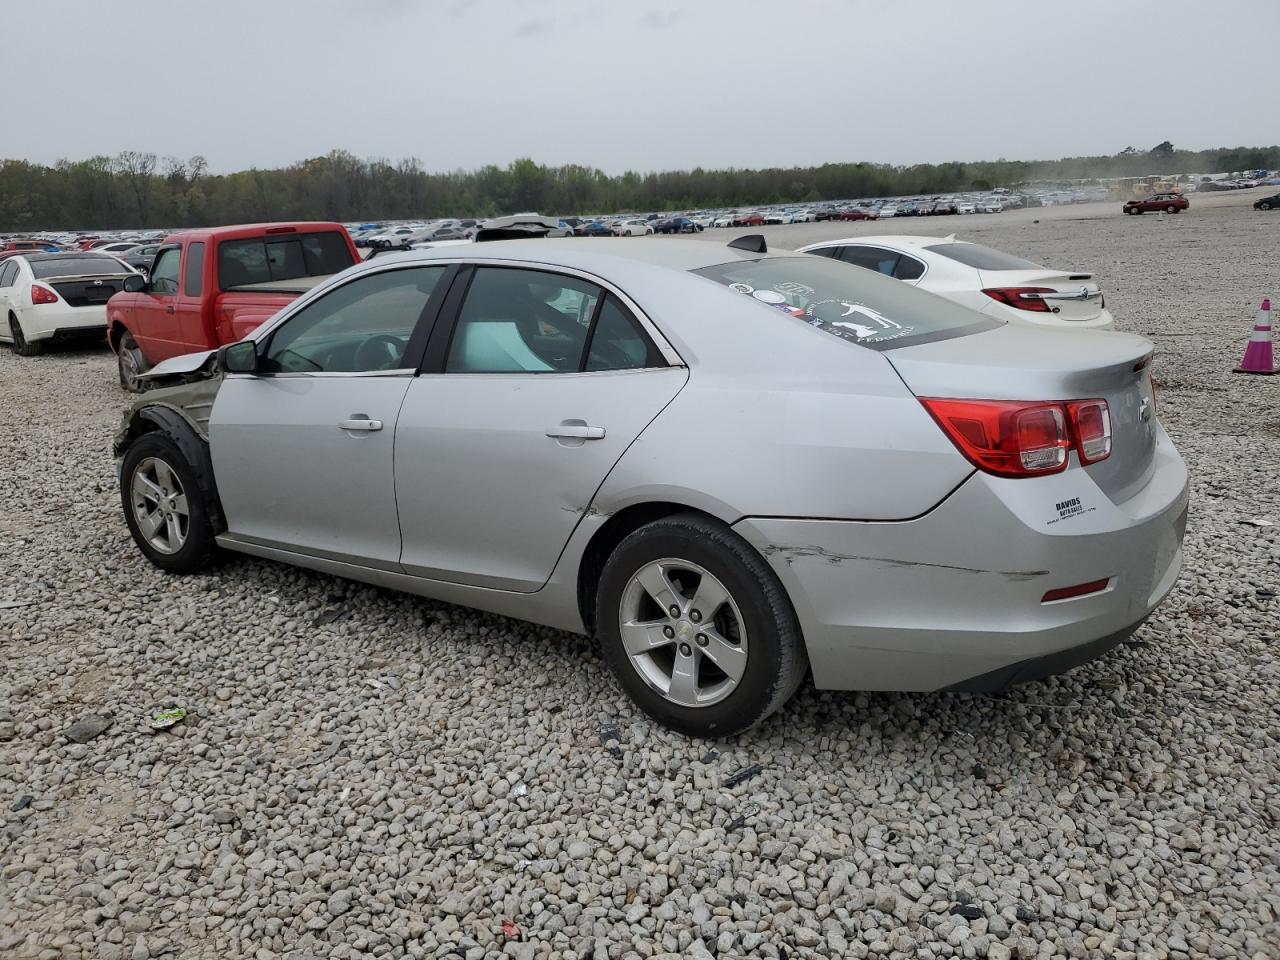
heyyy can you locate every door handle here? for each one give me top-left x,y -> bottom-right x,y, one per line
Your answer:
165,305 -> 175,314
546,420 -> 605,441
339,416 -> 383,432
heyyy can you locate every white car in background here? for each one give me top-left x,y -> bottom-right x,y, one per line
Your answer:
613,218 -> 655,237
956,201 -> 976,215
878,205 -> 898,218
0,252 -> 139,355
367,226 -> 422,249
799,235 -> 1116,330
712,213 -> 737,228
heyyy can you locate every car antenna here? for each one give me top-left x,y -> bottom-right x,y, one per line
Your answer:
728,234 -> 767,254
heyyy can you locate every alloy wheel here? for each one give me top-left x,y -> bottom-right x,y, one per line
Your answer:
618,558 -> 748,708
130,457 -> 190,555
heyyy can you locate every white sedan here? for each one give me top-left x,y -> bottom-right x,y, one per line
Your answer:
798,235 -> 1116,330
0,252 -> 139,355
613,219 -> 655,237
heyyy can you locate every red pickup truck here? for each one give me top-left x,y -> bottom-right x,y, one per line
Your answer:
107,222 -> 361,390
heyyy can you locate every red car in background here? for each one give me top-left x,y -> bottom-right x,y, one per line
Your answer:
1,238 -> 62,254
1124,193 -> 1189,215
107,222 -> 362,390
839,208 -> 879,221
733,212 -> 765,227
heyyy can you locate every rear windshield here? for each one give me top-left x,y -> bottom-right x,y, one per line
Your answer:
693,256 -> 1000,350
30,257 -> 131,278
923,242 -> 1040,271
217,231 -> 354,289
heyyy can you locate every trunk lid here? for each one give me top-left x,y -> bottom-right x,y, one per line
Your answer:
888,324 -> 1157,503
48,275 -> 127,308
979,268 -> 1105,323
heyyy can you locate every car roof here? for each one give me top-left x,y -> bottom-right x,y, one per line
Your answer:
369,237 -> 800,273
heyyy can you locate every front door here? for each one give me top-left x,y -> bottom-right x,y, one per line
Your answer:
130,245 -> 183,362
209,264 -> 450,567
394,265 -> 686,592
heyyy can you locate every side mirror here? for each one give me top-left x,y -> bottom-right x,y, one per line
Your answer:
123,274 -> 146,293
219,340 -> 259,374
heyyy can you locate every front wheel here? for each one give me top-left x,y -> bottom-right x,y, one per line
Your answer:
1261,202 -> 1273,210
1166,205 -> 1178,214
117,332 -> 148,392
9,315 -> 43,356
595,513 -> 807,737
120,432 -> 217,574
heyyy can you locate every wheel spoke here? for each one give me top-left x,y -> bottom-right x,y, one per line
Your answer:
132,471 -> 163,503
137,509 -> 163,539
171,493 -> 189,517
667,649 -> 699,706
698,628 -> 747,683
620,620 -> 673,657
154,461 -> 176,493
165,514 -> 183,549
634,562 -> 683,615
689,574 -> 729,620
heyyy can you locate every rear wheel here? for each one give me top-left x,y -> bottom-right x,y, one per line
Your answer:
1166,204 -> 1178,214
116,332 -> 148,392
9,314 -> 42,356
595,513 -> 807,737
120,432 -> 216,574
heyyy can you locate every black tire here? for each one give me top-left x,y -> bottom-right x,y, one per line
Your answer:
1166,205 -> 1178,214
1132,207 -> 1143,215
9,314 -> 43,356
595,513 -> 808,737
1261,202 -> 1273,211
120,432 -> 217,574
116,332 -> 148,393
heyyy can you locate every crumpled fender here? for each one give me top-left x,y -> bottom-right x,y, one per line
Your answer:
114,399 -> 226,533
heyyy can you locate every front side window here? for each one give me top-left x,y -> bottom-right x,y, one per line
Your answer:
149,248 -> 181,294
446,268 -> 601,373
262,266 -> 445,374
693,255 -> 999,350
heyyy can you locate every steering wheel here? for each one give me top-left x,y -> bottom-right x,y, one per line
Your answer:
353,334 -> 405,372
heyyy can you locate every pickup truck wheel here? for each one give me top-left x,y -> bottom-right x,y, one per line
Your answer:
117,333 -> 149,392
120,432 -> 216,574
9,315 -> 43,357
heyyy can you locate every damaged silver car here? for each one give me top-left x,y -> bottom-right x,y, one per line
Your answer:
115,237 -> 1188,736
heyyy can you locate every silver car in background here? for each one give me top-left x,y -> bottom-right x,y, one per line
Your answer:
115,238 -> 1188,736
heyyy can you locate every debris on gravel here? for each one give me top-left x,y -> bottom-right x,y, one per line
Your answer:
1,194 -> 1278,959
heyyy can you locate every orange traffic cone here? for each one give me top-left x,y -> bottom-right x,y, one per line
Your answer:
1234,298 -> 1277,375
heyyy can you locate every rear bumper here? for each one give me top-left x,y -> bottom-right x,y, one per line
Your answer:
733,425 -> 1188,691
14,304 -> 108,341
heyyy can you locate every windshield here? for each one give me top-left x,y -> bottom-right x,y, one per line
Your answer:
31,257 -> 131,278
925,242 -> 1040,271
218,231 -> 355,289
693,255 -> 1000,350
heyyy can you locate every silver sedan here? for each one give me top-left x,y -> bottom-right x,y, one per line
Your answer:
115,237 -> 1188,736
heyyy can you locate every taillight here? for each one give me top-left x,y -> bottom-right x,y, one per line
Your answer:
921,397 -> 1112,478
1066,400 -> 1112,464
30,284 -> 58,305
981,287 -> 1056,313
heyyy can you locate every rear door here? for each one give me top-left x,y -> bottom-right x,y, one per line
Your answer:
129,245 -> 183,361
209,264 -> 452,567
394,264 -> 686,591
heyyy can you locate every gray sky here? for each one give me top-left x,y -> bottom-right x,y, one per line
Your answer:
9,0 -> 1276,174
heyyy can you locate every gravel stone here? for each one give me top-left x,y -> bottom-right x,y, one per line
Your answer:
1,193 -> 1279,958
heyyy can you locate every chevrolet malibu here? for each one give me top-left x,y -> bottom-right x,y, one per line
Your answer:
114,238 -> 1188,736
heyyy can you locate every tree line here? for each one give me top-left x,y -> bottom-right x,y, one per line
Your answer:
1,142 -> 1276,231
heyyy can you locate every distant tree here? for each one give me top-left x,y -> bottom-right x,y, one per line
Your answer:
1150,141 -> 1175,162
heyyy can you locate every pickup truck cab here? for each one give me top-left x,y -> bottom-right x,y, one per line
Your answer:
108,222 -> 360,391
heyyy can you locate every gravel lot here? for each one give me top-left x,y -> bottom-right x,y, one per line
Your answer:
2,189 -> 1278,960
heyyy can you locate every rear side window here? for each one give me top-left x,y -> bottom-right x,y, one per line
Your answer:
0,262 -> 16,286
805,247 -> 840,258
693,255 -> 1000,350
218,231 -> 354,289
894,256 -> 926,281
923,242 -> 1040,271
585,295 -> 663,371
183,242 -> 205,297
838,245 -> 899,276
